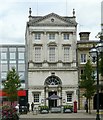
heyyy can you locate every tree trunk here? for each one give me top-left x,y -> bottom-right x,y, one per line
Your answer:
88,99 -> 91,114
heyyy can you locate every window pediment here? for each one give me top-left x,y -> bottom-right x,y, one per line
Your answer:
47,42 -> 57,46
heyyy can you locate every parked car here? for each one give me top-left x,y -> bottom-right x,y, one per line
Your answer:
19,105 -> 27,114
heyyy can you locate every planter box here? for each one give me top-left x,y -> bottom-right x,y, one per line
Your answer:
63,108 -> 72,113
51,107 -> 61,113
40,109 -> 49,114
63,105 -> 73,113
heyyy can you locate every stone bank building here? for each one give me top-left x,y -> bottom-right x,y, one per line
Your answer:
25,9 -> 78,108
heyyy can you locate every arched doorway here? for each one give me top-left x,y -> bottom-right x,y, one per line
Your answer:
44,75 -> 62,108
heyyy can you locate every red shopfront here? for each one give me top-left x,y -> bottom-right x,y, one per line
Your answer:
0,90 -> 28,106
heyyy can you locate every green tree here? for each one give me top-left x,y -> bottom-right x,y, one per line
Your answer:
2,68 -> 21,105
80,60 -> 95,114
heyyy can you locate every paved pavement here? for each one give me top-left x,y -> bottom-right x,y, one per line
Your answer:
19,110 -> 103,120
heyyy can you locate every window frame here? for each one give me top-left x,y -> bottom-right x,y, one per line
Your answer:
1,52 -> 7,60
33,93 -> 39,103
63,33 -> 69,40
63,47 -> 70,62
49,33 -> 55,40
66,93 -> 72,102
34,47 -> 41,62
80,54 -> 87,63
49,47 -> 55,62
35,33 -> 41,40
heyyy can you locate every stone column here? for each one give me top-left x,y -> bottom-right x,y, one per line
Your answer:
29,31 -> 33,61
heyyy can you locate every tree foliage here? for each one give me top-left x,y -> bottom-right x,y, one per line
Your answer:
2,68 -> 21,103
80,60 -> 96,113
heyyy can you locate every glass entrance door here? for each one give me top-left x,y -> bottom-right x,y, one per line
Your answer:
48,91 -> 57,108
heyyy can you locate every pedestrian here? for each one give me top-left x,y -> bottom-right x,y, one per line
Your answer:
85,100 -> 88,113
15,103 -> 19,114
31,102 -> 34,112
27,102 -> 30,112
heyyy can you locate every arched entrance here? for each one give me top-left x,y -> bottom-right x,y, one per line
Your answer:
44,75 -> 62,108
93,93 -> 103,109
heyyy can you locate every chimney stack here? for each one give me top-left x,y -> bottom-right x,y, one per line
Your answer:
79,32 -> 90,40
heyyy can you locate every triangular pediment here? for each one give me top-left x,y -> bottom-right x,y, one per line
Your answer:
29,13 -> 77,27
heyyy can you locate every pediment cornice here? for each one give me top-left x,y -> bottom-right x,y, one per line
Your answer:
28,13 -> 77,27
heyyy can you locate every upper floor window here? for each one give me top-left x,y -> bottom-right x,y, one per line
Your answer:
45,76 -> 61,85
64,47 -> 69,62
1,52 -> 7,60
49,33 -> 55,40
34,47 -> 41,62
63,33 -> 69,40
35,33 -> 41,40
67,93 -> 72,102
19,71 -> 25,82
9,52 -> 16,63
80,54 -> 86,63
49,47 -> 55,62
10,52 -> 16,60
1,72 -> 7,81
18,52 -> 24,60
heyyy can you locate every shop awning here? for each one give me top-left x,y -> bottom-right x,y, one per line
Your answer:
46,94 -> 62,100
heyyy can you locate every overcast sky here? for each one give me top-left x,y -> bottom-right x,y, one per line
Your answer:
0,0 -> 102,44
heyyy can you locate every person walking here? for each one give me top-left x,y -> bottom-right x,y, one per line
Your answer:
27,103 -> 30,112
85,100 -> 88,113
31,102 -> 34,112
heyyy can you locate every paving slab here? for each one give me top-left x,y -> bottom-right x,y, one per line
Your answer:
19,110 -> 97,119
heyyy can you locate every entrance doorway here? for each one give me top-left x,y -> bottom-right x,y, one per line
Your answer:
48,91 -> 57,108
93,93 -> 103,109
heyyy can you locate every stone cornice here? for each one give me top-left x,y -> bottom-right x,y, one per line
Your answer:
28,13 -> 77,27
29,85 -> 78,90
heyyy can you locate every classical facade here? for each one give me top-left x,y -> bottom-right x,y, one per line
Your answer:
25,9 -> 78,108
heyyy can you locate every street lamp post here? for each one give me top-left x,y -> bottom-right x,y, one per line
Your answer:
89,40 -> 103,120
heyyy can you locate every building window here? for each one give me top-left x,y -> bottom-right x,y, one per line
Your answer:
1,52 -> 7,63
10,52 -> 16,60
63,33 -> 69,40
80,54 -> 86,63
67,93 -> 72,102
18,53 -> 24,60
80,69 -> 84,79
49,33 -> 55,40
49,47 -> 55,62
19,72 -> 25,82
34,47 -> 41,62
64,47 -> 69,62
1,52 -> 7,60
18,52 -> 25,63
33,93 -> 39,102
45,76 -> 61,85
18,48 -> 25,52
35,33 -> 41,40
1,72 -> 7,81
10,52 -> 16,63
